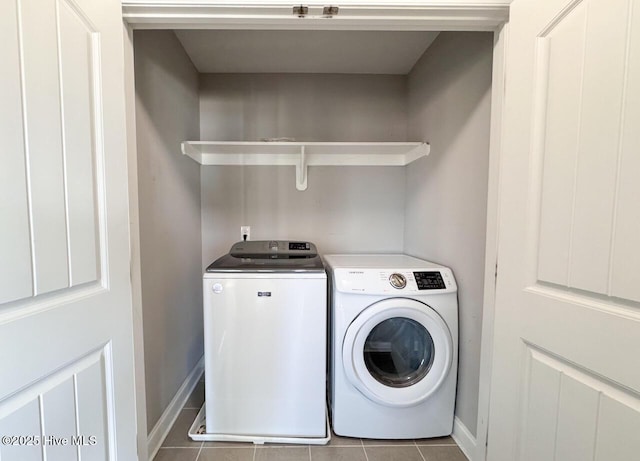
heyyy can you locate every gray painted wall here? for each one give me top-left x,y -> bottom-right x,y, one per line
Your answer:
201,166 -> 406,266
199,73 -> 407,142
134,30 -> 203,432
199,73 -> 409,266
405,32 -> 493,437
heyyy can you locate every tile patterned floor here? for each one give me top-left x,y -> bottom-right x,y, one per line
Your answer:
154,379 -> 467,461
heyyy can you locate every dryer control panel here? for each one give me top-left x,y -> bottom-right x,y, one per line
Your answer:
331,267 -> 457,295
414,271 -> 447,290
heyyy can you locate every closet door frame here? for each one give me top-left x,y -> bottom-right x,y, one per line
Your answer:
121,1 -> 509,31
121,3 -> 509,461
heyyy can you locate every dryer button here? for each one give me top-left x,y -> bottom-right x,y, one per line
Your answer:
212,283 -> 223,294
389,273 -> 407,289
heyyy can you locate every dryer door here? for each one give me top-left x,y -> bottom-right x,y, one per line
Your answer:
342,298 -> 452,407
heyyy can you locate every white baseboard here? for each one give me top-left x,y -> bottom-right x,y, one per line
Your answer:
147,356 -> 204,461
452,416 -> 480,461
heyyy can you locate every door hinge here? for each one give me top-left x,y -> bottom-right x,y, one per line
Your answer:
293,5 -> 308,17
323,6 -> 339,17
292,5 -> 339,18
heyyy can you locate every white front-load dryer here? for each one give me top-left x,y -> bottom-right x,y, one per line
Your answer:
324,254 -> 458,439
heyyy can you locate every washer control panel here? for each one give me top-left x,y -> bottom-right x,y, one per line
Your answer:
332,267 -> 456,295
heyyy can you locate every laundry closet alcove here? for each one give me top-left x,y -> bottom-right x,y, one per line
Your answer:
127,10 -> 501,461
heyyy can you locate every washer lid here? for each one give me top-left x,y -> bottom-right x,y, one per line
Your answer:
342,298 -> 453,407
206,240 -> 325,273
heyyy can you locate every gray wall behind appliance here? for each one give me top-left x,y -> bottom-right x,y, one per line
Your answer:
134,30 -> 203,433
199,73 -> 407,142
405,32 -> 493,437
199,73 -> 409,265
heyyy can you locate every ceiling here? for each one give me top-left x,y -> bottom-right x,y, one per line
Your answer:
174,30 -> 439,75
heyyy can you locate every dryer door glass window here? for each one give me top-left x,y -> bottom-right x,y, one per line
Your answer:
363,317 -> 435,388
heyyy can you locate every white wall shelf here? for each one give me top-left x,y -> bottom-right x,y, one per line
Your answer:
181,141 -> 430,190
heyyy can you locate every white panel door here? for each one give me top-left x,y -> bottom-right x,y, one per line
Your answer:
0,0 -> 137,459
489,0 -> 640,460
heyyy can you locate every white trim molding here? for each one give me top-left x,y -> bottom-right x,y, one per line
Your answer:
472,21 -> 508,461
147,356 -> 204,461
452,416 -> 479,461
123,21 -> 149,461
122,1 -> 510,31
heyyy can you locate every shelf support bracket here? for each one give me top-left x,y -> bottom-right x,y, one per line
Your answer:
296,146 -> 308,191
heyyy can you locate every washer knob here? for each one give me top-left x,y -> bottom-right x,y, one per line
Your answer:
389,273 -> 407,289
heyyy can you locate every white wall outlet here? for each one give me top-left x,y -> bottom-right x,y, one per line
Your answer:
241,226 -> 251,241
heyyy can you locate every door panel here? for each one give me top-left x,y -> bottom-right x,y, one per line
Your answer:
41,378 -> 77,461
610,0 -> 640,302
0,400 -> 41,461
0,0 -> 32,304
58,0 -> 101,287
2,0 -> 104,301
536,0 -> 586,286
0,0 -> 137,459
21,0 -> 69,295
0,348 -> 113,461
554,373 -> 599,461
567,0 -> 628,294
536,0 -> 638,297
489,0 -> 640,459
518,347 -> 640,461
595,395 -> 640,459
76,354 -> 111,460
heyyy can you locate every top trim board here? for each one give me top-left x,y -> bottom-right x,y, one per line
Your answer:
122,2 -> 510,31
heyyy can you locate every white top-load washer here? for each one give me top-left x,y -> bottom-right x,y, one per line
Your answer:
199,240 -> 328,444
324,254 -> 458,439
